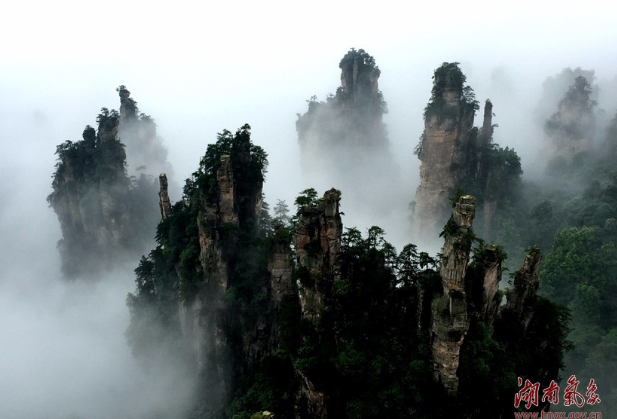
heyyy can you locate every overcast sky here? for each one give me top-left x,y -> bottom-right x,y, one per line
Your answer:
2,1 -> 617,417
4,0 -> 617,211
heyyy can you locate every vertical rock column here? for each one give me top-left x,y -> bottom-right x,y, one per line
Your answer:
158,173 -> 171,219
294,189 -> 343,326
293,189 -> 343,419
267,225 -> 294,350
178,155 -> 241,410
479,244 -> 503,324
506,245 -> 542,331
431,195 -> 476,395
413,66 -> 477,241
544,76 -> 596,163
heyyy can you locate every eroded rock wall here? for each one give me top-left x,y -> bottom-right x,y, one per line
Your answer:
159,173 -> 172,219
478,244 -> 502,324
295,189 -> 342,326
506,245 -> 542,331
49,116 -> 133,277
430,195 -> 476,395
179,154 -> 245,407
49,87 -> 166,278
414,65 -> 478,241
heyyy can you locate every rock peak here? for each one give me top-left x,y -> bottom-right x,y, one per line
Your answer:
413,63 -> 479,241
159,173 -> 171,220
431,195 -> 476,394
544,75 -> 596,163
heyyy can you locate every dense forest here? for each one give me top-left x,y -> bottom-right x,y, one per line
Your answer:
47,50 -> 617,418
125,121 -> 571,419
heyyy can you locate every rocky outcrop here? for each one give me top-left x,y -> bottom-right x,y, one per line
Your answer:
476,100 -> 498,235
544,76 -> 596,163
296,371 -> 328,419
296,49 -> 398,216
116,85 -> 173,178
131,166 -> 570,419
478,244 -> 502,324
506,245 -> 542,330
181,154 -> 248,406
49,116 -> 132,277
413,63 -> 479,241
176,131 -> 273,408
413,64 -> 522,243
291,189 -> 343,419
267,225 -> 295,350
478,99 -> 494,148
431,195 -> 476,395
159,173 -> 172,219
269,227 -> 294,306
337,50 -> 383,139
49,88 -> 166,278
294,189 -> 342,326
195,154 -> 239,293
535,68 -> 596,129
297,49 -> 386,152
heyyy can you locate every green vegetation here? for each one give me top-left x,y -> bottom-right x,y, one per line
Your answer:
127,124 -> 279,418
222,189 -> 570,418
288,225 -> 448,419
415,63 -> 524,250
123,67 -> 596,419
423,62 -> 479,124
125,118 -> 572,417
339,47 -> 381,76
492,76 -> 617,414
539,223 -> 617,412
545,76 -> 596,139
48,116 -> 159,277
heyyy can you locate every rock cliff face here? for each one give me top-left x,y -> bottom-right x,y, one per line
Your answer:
49,119 -> 144,276
477,244 -> 502,324
506,245 -> 541,330
431,195 -> 476,394
544,76 -> 596,163
117,85 -> 173,178
295,189 -> 342,326
150,126 -> 284,413
413,63 -> 522,243
158,173 -> 172,219
179,153 -> 251,409
413,63 -> 479,241
171,184 -> 342,418
49,87 -> 168,278
429,197 -> 548,402
292,189 -> 343,419
267,224 -> 295,350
